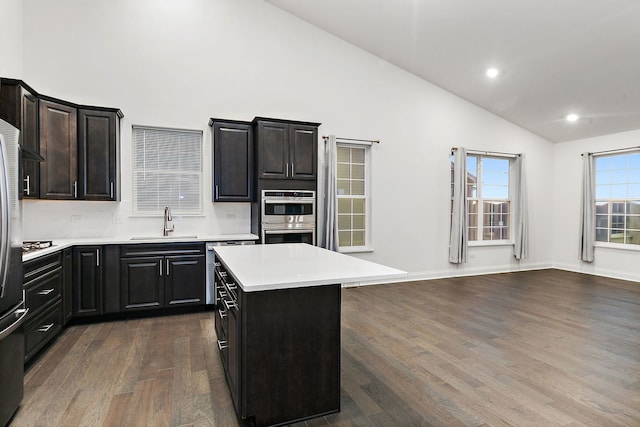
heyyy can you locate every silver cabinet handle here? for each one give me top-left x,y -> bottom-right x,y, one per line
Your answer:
159,262 -> 162,276
38,323 -> 54,333
166,259 -> 169,276
218,290 -> 228,299
219,308 -> 227,318
215,184 -> 219,200
217,340 -> 228,350
24,175 -> 30,195
38,288 -> 55,295
73,181 -> 78,198
223,299 -> 238,310
291,163 -> 294,176
226,282 -> 237,291
110,182 -> 114,199
96,248 -> 100,267
214,262 -> 221,268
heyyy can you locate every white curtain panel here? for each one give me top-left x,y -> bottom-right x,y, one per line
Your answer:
512,154 -> 529,260
580,153 -> 595,262
449,147 -> 468,263
321,135 -> 339,251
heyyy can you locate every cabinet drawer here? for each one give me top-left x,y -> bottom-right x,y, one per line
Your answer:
25,266 -> 62,317
25,300 -> 63,362
120,243 -> 204,257
24,251 -> 62,283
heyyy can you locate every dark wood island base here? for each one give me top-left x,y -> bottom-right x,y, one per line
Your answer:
215,260 -> 341,427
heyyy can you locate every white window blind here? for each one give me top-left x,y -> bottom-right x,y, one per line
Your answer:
132,126 -> 203,215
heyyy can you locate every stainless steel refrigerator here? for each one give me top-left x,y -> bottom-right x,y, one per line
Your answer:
0,118 -> 28,426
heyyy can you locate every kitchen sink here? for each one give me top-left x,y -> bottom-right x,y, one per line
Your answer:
130,235 -> 198,240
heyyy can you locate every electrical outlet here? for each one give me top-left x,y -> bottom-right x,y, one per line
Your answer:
70,215 -> 82,222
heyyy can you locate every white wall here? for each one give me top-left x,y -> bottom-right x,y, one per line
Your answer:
19,0 -> 556,280
0,0 -> 23,77
552,129 -> 640,282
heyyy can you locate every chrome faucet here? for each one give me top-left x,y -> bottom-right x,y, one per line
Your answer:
163,206 -> 174,236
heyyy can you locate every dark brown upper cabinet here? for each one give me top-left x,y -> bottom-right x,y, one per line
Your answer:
210,119 -> 254,202
254,118 -> 319,181
39,99 -> 78,199
0,78 -> 122,201
78,108 -> 119,200
0,79 -> 40,198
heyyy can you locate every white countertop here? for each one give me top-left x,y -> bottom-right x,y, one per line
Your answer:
22,234 -> 258,262
214,243 -> 407,292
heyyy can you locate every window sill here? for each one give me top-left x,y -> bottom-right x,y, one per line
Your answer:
338,246 -> 374,254
468,240 -> 513,247
594,242 -> 640,252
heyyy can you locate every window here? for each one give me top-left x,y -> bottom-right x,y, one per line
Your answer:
594,151 -> 640,246
451,154 -> 511,242
132,126 -> 203,216
337,144 -> 371,250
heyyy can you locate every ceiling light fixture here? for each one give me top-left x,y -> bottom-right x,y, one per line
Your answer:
486,68 -> 500,78
566,113 -> 580,122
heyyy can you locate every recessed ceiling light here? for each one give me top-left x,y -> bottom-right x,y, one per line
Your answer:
566,113 -> 580,122
486,68 -> 500,78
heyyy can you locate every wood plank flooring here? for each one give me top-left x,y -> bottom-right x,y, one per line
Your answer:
9,269 -> 640,426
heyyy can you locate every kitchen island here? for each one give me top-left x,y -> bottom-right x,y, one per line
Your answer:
213,243 -> 406,427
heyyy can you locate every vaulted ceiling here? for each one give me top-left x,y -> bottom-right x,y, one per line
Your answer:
265,0 -> 640,142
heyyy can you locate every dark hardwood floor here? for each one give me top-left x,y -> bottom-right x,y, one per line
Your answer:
10,269 -> 640,426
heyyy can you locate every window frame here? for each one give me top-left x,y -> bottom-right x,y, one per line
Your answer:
336,141 -> 373,253
131,125 -> 204,217
593,150 -> 640,250
451,152 -> 514,246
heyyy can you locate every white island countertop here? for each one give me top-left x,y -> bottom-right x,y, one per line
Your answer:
214,243 -> 407,292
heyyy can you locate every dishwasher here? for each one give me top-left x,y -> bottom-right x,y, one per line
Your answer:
206,240 -> 254,306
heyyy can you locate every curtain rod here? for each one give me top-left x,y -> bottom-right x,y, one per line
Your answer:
582,145 -> 640,156
451,147 -> 519,158
322,135 -> 380,144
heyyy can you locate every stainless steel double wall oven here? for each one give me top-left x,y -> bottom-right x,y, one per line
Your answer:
260,190 -> 316,245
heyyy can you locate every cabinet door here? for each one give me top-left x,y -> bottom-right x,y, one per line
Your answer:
289,124 -> 317,180
73,246 -> 103,316
39,99 -> 78,199
164,255 -> 205,306
21,89 -> 40,198
78,109 -> 117,200
62,248 -> 73,324
120,257 -> 163,311
257,121 -> 289,179
213,121 -> 254,201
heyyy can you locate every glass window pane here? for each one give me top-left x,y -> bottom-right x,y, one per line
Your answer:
596,228 -> 608,242
595,201 -> 609,214
351,164 -> 365,179
596,185 -> 611,199
611,184 -> 627,198
352,198 -> 365,214
626,230 -> 640,245
337,147 -> 350,163
351,148 -> 365,164
352,231 -> 365,246
338,215 -> 351,231
351,180 -> 365,196
339,231 -> 351,247
612,202 -> 625,214
468,227 -> 478,241
595,214 -> 609,228
627,215 -> 640,230
338,198 -> 352,214
337,163 -> 350,179
628,184 -> 640,198
352,214 -> 365,230
337,180 -> 350,196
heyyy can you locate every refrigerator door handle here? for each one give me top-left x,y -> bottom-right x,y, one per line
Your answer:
0,136 -> 10,298
0,308 -> 28,341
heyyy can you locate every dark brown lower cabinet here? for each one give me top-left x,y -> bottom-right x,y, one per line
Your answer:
73,246 -> 103,317
216,279 -> 341,427
62,248 -> 73,324
119,244 -> 205,312
23,251 -> 64,363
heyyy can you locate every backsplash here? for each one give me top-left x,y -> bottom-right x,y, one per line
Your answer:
22,200 -> 251,240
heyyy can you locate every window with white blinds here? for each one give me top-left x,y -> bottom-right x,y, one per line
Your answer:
132,126 -> 203,215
